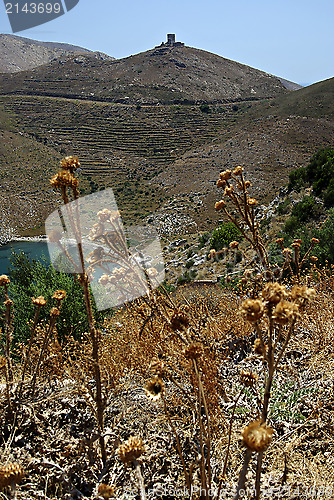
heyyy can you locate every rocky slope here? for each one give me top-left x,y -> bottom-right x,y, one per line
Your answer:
0,34 -> 113,73
0,43 -> 293,103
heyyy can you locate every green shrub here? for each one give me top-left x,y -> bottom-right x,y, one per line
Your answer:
288,166 -> 308,191
210,222 -> 242,251
288,148 -> 334,206
199,104 -> 211,114
3,252 -> 110,344
277,198 -> 291,215
312,209 -> 334,264
284,196 -> 323,234
291,196 -> 323,222
283,215 -> 299,235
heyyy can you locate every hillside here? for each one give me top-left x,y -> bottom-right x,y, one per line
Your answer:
0,34 -> 113,73
0,44 -> 291,104
262,76 -> 334,121
0,40 -> 333,240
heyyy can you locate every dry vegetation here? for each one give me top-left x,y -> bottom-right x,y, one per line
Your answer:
0,158 -> 333,500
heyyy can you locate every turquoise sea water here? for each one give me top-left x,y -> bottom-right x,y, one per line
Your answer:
0,240 -> 50,275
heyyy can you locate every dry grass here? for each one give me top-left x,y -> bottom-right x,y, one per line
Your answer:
0,281 -> 332,499
0,160 -> 333,499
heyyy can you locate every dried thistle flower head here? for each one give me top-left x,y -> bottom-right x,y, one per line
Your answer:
50,170 -> 77,190
248,198 -> 257,206
97,208 -> 112,222
240,299 -> 264,322
229,240 -> 239,249
216,179 -> 226,188
215,200 -> 225,210
242,420 -> 273,452
219,170 -> 232,181
50,307 -> 60,317
52,290 -> 66,301
233,166 -> 244,175
170,310 -> 190,331
32,296 -> 46,307
208,249 -> 216,259
147,267 -> 158,278
245,180 -> 251,188
290,285 -> 316,307
272,300 -> 299,325
310,256 -> 318,262
224,186 -> 234,197
261,282 -> 287,305
145,376 -> 165,401
311,238 -> 319,245
0,275 -> 10,287
118,436 -> 145,465
97,483 -> 115,499
99,274 -> 110,286
0,463 -> 24,490
184,342 -> 204,360
60,155 -> 80,171
240,370 -> 258,387
254,338 -> 266,355
89,223 -> 104,241
291,241 -> 301,249
86,247 -> 105,264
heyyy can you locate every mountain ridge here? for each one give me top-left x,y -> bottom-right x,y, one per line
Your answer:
0,39 -> 295,104
0,34 -> 114,73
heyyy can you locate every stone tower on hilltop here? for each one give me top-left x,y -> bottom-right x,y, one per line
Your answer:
156,34 -> 184,48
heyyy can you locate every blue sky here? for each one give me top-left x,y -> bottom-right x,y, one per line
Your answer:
1,0 -> 333,85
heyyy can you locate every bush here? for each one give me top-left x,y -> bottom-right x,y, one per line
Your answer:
284,196 -> 323,234
312,209 -> 334,265
289,148 -> 334,206
210,222 -> 242,251
283,216 -> 300,235
3,252 -> 109,344
291,196 -> 323,222
199,104 -> 211,114
288,166 -> 308,192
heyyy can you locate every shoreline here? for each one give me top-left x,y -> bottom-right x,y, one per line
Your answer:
0,235 -> 47,246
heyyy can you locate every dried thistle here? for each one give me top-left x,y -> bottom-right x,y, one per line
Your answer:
184,342 -> 204,360
118,436 -> 145,465
0,275 -> 10,287
240,299 -> 264,322
242,420 -> 273,452
32,296 -> 46,307
60,155 -> 80,172
261,282 -> 287,305
240,370 -> 258,387
145,376 -> 165,401
170,310 -> 190,331
97,483 -> 115,499
272,300 -> 299,325
0,463 -> 24,490
290,285 -> 316,307
52,290 -> 66,301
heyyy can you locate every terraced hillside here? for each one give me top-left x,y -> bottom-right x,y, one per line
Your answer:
1,94 -> 242,174
0,94 -> 245,234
